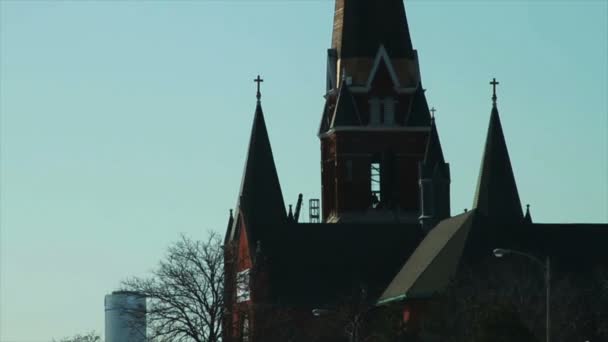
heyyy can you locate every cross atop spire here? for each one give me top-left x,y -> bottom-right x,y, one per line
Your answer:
430,107 -> 437,120
254,75 -> 264,102
490,77 -> 499,106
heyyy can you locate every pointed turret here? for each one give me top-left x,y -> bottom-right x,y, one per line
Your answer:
524,204 -> 533,224
330,79 -> 362,128
236,82 -> 286,241
419,114 -> 451,230
332,0 -> 414,59
406,83 -> 432,126
473,79 -> 523,222
224,209 -> 234,244
423,116 -> 446,168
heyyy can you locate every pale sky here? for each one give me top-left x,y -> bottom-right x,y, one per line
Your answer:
1,1 -> 607,341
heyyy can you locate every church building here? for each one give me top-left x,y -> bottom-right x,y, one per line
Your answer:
223,1 -> 608,341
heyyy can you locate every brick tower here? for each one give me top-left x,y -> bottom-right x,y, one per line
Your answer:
318,0 -> 450,226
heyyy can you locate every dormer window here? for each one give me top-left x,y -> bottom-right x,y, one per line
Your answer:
369,97 -> 396,125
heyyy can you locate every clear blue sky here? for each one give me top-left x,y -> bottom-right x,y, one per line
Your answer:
1,1 -> 606,341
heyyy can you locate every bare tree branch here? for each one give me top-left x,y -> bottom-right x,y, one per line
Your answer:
121,232 -> 225,342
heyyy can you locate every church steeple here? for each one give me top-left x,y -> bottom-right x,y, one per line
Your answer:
473,78 -> 523,222
233,78 -> 286,241
332,0 -> 414,59
326,0 -> 420,91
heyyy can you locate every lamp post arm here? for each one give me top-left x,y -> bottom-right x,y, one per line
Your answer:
503,249 -> 546,270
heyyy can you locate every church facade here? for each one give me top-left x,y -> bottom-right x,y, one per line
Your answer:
223,1 -> 608,341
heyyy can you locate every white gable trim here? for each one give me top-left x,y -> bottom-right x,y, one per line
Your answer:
366,45 -> 401,89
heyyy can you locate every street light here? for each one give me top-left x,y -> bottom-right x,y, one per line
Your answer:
311,307 -> 368,342
493,248 -> 551,342
312,308 -> 330,317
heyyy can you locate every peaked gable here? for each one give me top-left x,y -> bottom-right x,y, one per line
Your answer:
365,45 -> 402,89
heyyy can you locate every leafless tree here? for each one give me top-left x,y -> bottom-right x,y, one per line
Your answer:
52,331 -> 102,342
122,232 -> 225,342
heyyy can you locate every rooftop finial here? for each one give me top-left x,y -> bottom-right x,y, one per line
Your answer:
254,75 -> 264,102
430,107 -> 437,120
490,77 -> 500,107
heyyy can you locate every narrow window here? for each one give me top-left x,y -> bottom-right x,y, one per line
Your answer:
370,162 -> 381,207
241,315 -> 250,342
236,269 -> 250,303
369,98 -> 381,125
384,97 -> 395,125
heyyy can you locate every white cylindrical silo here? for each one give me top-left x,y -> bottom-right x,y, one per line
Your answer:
105,291 -> 146,342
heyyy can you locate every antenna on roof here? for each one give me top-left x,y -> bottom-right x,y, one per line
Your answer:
309,199 -> 320,223
294,194 -> 303,222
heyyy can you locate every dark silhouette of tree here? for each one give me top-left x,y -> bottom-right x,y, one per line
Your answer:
122,233 -> 224,342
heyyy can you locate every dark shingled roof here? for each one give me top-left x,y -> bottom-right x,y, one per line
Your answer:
333,0 -> 415,59
228,102 -> 286,243
473,104 -> 523,222
261,222 -> 424,306
405,84 -> 432,126
330,80 -> 362,128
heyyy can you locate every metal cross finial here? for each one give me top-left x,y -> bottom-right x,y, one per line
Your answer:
430,107 -> 437,120
254,75 -> 264,102
490,77 -> 500,105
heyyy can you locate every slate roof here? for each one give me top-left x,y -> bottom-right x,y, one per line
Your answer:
334,0 -> 415,59
330,80 -> 362,128
473,103 -> 524,222
227,101 -> 286,244
259,222 -> 424,306
405,84 -> 432,126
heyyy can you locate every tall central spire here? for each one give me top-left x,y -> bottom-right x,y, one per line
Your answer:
332,0 -> 414,59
